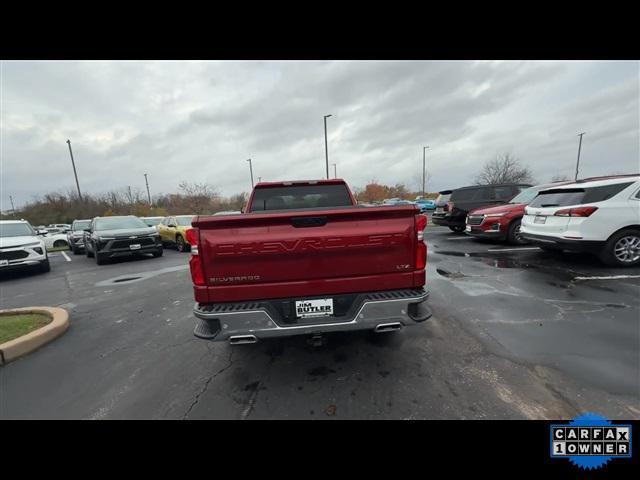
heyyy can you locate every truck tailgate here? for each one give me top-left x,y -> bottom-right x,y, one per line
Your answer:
192,206 -> 422,303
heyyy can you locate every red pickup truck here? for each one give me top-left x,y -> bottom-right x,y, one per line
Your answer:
187,179 -> 431,344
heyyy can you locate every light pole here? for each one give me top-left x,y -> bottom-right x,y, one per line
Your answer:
324,114 -> 332,179
574,132 -> 586,181
9,195 -> 16,217
144,173 -> 152,206
247,159 -> 254,188
66,139 -> 83,201
422,146 -> 429,198
332,163 -> 337,178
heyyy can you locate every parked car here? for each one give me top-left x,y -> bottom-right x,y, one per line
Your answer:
415,198 -> 436,212
189,179 -> 431,344
141,216 -> 164,229
0,220 -> 50,273
84,215 -> 163,265
67,219 -> 91,254
431,190 -> 453,223
42,228 -> 70,249
465,182 -> 572,244
521,175 -> 640,267
157,215 -> 195,252
431,183 -> 532,233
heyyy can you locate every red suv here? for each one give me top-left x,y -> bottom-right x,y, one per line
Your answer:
465,182 -> 571,245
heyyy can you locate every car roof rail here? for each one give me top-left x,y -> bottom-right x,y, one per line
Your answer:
575,173 -> 640,183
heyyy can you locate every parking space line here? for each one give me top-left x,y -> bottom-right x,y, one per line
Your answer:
61,251 -> 71,262
487,247 -> 540,252
574,275 -> 640,281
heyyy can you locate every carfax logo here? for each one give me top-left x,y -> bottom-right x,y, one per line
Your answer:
550,413 -> 632,470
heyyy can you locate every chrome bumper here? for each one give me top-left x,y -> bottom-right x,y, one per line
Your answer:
193,288 -> 431,342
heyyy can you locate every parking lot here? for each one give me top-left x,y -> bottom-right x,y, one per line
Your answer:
1,220 -> 638,420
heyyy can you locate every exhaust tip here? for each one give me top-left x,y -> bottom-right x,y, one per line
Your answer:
374,322 -> 402,333
229,335 -> 258,345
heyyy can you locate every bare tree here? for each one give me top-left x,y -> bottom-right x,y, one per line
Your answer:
474,153 -> 535,185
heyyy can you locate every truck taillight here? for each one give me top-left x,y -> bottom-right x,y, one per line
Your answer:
554,206 -> 598,217
189,255 -> 205,286
185,227 -> 198,246
415,214 -> 427,270
187,227 -> 204,285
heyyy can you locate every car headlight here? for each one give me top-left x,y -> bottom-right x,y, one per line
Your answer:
98,237 -> 116,242
485,213 -> 507,217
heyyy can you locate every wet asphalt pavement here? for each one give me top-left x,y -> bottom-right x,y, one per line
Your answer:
0,223 -> 638,419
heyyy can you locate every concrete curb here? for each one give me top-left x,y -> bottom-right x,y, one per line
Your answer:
0,307 -> 69,365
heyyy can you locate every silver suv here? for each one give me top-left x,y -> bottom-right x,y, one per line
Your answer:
0,220 -> 50,273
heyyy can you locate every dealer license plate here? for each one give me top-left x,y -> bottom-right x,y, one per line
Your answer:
534,216 -> 546,224
129,244 -> 141,250
0,259 -> 9,267
295,298 -> 334,318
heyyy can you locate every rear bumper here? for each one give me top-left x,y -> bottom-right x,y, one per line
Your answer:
431,215 -> 464,227
520,233 -> 604,253
193,288 -> 432,342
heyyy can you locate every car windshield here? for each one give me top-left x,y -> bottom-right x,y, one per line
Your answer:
72,220 -> 91,231
0,223 -> 35,237
95,217 -> 147,230
176,216 -> 195,226
509,186 -> 543,204
436,193 -> 451,204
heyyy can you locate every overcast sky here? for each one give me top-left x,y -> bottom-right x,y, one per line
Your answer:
1,60 -> 638,209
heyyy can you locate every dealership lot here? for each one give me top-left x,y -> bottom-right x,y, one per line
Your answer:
0,225 -> 638,419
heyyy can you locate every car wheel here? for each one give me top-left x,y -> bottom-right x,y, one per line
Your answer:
152,248 -> 163,258
39,258 -> 50,273
86,243 -> 94,258
176,235 -> 187,252
53,240 -> 68,248
507,219 -> 528,245
95,252 -> 107,265
599,229 -> 640,267
449,225 -> 465,233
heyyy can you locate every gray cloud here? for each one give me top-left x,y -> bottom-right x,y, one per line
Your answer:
1,60 -> 638,211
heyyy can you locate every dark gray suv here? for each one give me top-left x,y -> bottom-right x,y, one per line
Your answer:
84,216 -> 163,265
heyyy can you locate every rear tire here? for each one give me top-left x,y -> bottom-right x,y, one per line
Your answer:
599,229 -> 640,267
449,225 -> 465,233
507,219 -> 527,245
86,244 -> 94,258
152,248 -> 163,258
176,235 -> 188,252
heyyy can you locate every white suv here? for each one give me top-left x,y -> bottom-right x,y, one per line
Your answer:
0,220 -> 50,273
521,175 -> 640,267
